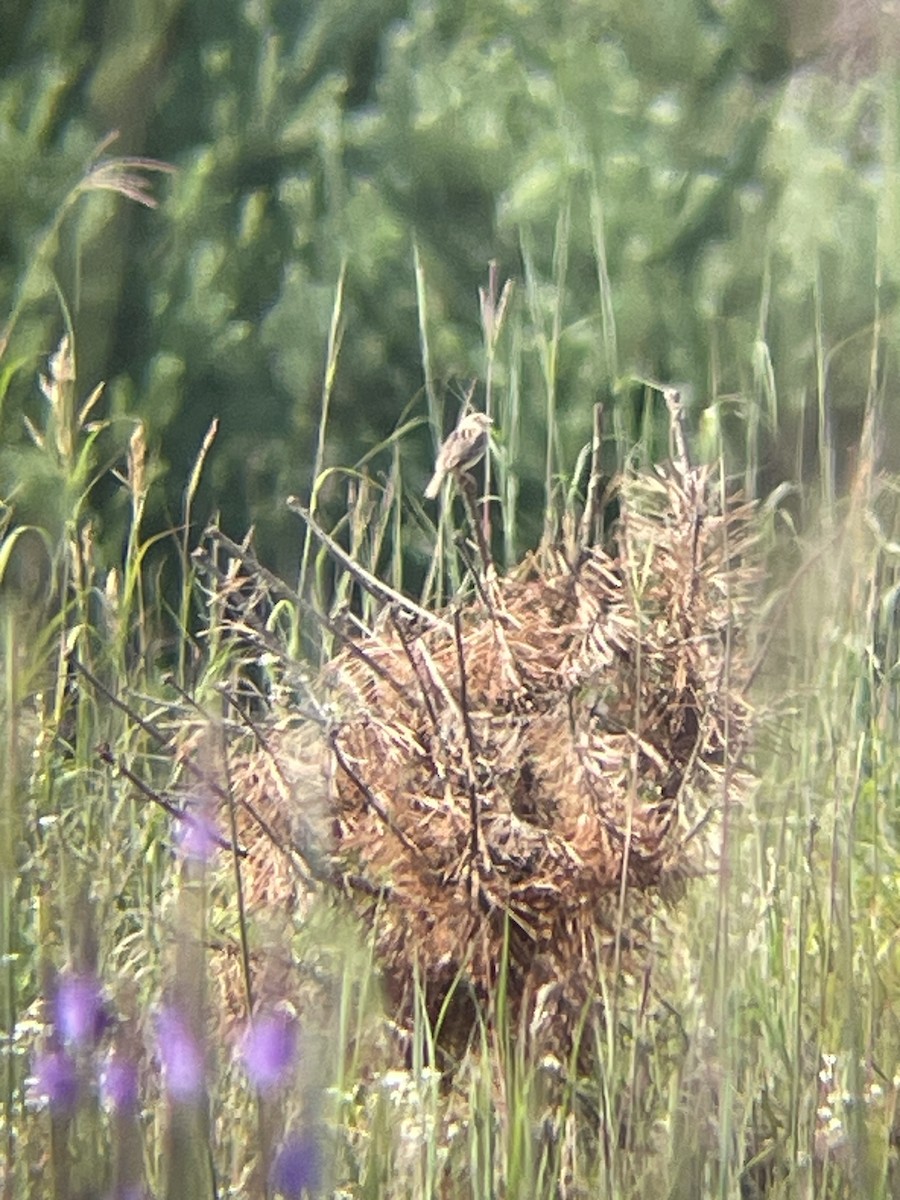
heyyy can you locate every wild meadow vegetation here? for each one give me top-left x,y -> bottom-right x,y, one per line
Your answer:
3,4 -> 900,1199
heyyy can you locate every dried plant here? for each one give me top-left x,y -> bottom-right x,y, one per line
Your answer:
220,394 -> 759,1065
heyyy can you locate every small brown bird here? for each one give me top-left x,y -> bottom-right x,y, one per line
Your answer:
424,411 -> 493,499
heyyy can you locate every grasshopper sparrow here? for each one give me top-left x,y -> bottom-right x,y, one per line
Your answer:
424,412 -> 493,499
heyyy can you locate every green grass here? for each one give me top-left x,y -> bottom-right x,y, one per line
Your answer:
3,173 -> 900,1200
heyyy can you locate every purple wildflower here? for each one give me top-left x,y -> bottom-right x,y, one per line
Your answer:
54,972 -> 108,1048
240,1011 -> 298,1094
32,1045 -> 79,1111
101,1052 -> 140,1114
270,1130 -> 322,1198
174,806 -> 221,863
155,1005 -> 204,1102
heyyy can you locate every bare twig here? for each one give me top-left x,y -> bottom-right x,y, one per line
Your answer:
288,499 -> 453,635
201,526 -> 411,703
329,731 -> 426,861
388,610 -> 442,735
95,742 -> 247,858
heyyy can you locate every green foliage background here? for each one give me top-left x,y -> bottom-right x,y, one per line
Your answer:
1,0 -> 896,572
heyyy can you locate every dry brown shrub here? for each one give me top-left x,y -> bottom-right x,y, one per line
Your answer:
223,397 -> 759,1064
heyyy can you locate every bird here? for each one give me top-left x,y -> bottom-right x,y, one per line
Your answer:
424,412 -> 493,499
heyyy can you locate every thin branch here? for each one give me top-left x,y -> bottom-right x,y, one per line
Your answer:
329,731 -> 427,861
95,742 -> 247,858
388,610 -> 442,735
200,526 -> 411,703
288,499 -> 453,634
